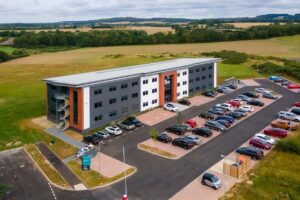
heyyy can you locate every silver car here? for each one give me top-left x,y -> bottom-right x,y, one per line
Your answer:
202,172 -> 222,190
183,135 -> 202,145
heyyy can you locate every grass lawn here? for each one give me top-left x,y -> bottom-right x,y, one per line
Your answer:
0,46 -> 16,54
0,184 -> 11,199
138,144 -> 178,159
67,160 -> 136,188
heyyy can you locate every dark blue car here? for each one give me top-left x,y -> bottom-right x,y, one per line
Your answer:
269,76 -> 283,82
215,115 -> 235,123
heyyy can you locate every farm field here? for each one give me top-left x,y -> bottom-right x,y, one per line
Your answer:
227,22 -> 273,28
3,35 -> 300,66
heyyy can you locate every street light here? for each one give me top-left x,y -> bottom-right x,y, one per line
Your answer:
221,154 -> 228,190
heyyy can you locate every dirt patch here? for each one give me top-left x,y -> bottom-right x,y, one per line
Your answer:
64,130 -> 83,141
31,116 -> 55,129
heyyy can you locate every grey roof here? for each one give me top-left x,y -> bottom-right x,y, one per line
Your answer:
43,58 -> 220,87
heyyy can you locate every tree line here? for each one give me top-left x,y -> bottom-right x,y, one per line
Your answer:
7,23 -> 300,48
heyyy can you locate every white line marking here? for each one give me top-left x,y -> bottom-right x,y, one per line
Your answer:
48,182 -> 57,200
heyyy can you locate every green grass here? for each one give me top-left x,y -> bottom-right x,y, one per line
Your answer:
0,184 -> 11,199
0,46 -> 16,55
138,144 -> 178,159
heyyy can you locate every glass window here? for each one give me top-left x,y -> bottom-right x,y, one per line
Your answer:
94,89 -> 102,95
143,91 -> 148,96
152,78 -> 157,82
152,88 -> 157,93
109,111 -> 117,117
121,95 -> 128,101
183,71 -> 187,75
109,86 -> 117,92
132,93 -> 138,98
109,98 -> 117,104
132,81 -> 138,86
121,83 -> 128,89
143,80 -> 148,84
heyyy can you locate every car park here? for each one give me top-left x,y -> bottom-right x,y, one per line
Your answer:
236,146 -> 264,160
247,99 -> 264,107
271,119 -> 298,130
192,127 -> 213,137
83,135 -> 101,145
228,111 -> 243,119
178,98 -> 191,106
156,132 -> 172,143
208,107 -> 225,115
216,119 -> 231,128
287,83 -> 300,89
199,112 -> 215,120
166,125 -> 187,135
126,116 -> 143,127
105,126 -> 123,136
291,108 -> 300,115
249,137 -> 271,150
216,103 -> 234,111
263,127 -> 288,138
172,137 -> 194,149
243,91 -> 259,98
294,102 -> 300,107
202,90 -> 218,97
227,84 -> 238,89
263,92 -> 278,99
184,119 -> 197,128
205,120 -> 226,132
233,109 -> 248,117
215,115 -> 235,123
202,172 -> 222,190
278,111 -> 300,122
254,133 -> 275,145
238,105 -> 254,112
183,135 -> 202,145
164,103 -> 179,112
236,94 -> 252,102
269,76 -> 283,82
118,120 -> 135,130
95,130 -> 110,139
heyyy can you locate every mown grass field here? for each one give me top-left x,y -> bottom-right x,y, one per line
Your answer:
0,46 -> 17,54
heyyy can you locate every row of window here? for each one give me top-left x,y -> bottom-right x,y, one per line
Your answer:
94,104 -> 139,122
189,83 -> 213,93
143,77 -> 157,85
189,66 -> 213,73
94,81 -> 139,95
177,81 -> 187,87
143,88 -> 157,96
177,71 -> 187,77
94,93 -> 139,108
189,75 -> 212,83
177,90 -> 188,96
143,99 -> 158,107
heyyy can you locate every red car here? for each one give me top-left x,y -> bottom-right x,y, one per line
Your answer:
287,83 -> 300,89
294,102 -> 300,107
263,128 -> 288,138
184,119 -> 197,128
226,100 -> 241,107
249,137 -> 271,150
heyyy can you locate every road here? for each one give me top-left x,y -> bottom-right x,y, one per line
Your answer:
0,79 -> 298,200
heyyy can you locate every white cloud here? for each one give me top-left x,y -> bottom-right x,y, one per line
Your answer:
0,0 -> 299,23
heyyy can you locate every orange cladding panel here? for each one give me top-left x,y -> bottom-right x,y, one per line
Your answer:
69,87 -> 84,131
159,71 -> 177,106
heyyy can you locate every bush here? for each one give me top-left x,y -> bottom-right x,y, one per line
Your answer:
11,49 -> 29,58
202,50 -> 248,64
276,134 -> 300,155
0,50 -> 10,62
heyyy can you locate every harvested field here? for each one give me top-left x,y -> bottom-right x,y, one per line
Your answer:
227,22 -> 273,28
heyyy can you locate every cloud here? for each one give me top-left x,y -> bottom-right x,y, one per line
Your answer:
0,0 -> 299,23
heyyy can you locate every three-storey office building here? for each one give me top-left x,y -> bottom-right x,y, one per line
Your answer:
43,58 -> 220,132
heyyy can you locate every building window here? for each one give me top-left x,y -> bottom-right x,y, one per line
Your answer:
189,79 -> 193,83
177,73 -> 180,77
132,93 -> 138,98
94,102 -> 102,108
183,81 -> 187,85
121,107 -> 128,113
109,98 -> 117,104
196,87 -> 200,90
109,86 -> 117,92
121,95 -> 128,101
196,77 -> 200,81
132,81 -> 138,86
73,91 -> 78,125
94,89 -> 102,95
94,115 -> 103,121
143,102 -> 148,107
209,65 -> 213,70
177,92 -> 180,97
152,99 -> 157,104
196,68 -> 200,72
109,111 -> 117,117
202,85 -> 207,89
152,77 -> 157,82
189,69 -> 193,73
121,83 -> 128,89
143,91 -> 148,96
202,67 -> 206,71
177,82 -> 180,87
152,88 -> 157,93
189,88 -> 193,93
143,79 -> 148,84
183,71 -> 187,75
209,74 -> 212,78
202,76 -> 206,80
183,90 -> 187,95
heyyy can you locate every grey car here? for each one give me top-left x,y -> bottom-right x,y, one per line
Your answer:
202,172 -> 222,190
205,120 -> 226,132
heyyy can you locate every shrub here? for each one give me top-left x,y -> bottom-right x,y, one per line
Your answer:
202,50 -> 248,64
0,50 -> 10,62
276,134 -> 300,155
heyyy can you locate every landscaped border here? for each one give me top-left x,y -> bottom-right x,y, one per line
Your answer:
138,143 -> 178,159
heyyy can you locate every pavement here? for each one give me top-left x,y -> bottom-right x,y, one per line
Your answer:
1,79 -> 299,200
137,107 -> 177,126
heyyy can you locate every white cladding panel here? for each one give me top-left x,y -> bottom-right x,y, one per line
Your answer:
214,62 -> 217,88
176,68 -> 189,99
83,87 -> 90,129
140,74 -> 159,111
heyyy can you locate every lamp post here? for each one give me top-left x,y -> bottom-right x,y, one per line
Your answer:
123,146 -> 128,199
221,154 -> 228,190
98,143 -> 101,175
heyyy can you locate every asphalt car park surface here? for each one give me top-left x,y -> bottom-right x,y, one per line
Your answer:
1,79 -> 299,200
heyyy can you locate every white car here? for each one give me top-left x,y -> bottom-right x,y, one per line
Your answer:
76,147 -> 89,158
105,126 -> 123,136
164,103 -> 179,112
216,103 -> 234,111
183,135 -> 202,145
255,88 -> 268,93
278,111 -> 300,122
254,133 -> 275,145
238,105 -> 254,113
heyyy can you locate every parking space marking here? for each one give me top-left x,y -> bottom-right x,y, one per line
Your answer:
48,182 -> 57,200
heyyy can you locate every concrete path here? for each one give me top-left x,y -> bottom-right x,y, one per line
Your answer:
44,127 -> 85,149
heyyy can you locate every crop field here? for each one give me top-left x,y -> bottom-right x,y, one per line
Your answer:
227,22 -> 273,28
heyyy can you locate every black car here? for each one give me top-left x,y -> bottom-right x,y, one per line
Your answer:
205,120 -> 226,132
126,116 -> 143,127
228,111 -> 243,119
199,112 -> 215,120
156,132 -> 172,143
202,90 -> 217,98
172,138 -> 194,149
247,99 -> 264,107
243,91 -> 259,98
83,135 -> 100,145
227,84 -> 238,89
216,88 -> 226,93
215,115 -> 235,123
236,146 -> 264,160
178,98 -> 191,106
281,80 -> 290,86
234,110 -> 248,117
208,108 -> 225,115
192,127 -> 213,137
166,125 -> 187,135
216,119 -> 231,128
291,108 -> 300,115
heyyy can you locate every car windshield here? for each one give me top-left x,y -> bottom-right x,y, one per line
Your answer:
210,175 -> 219,182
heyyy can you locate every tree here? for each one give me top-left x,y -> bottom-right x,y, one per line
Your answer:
149,128 -> 159,142
0,50 -> 10,63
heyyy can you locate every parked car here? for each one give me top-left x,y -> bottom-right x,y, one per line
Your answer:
287,83 -> 300,89
208,107 -> 225,115
278,111 -> 300,122
216,87 -> 228,93
238,105 -> 254,112
202,172 -> 222,190
269,76 -> 283,82
243,91 -> 259,98
199,112 -> 215,120
281,80 -> 290,86
172,138 -> 194,149
216,119 -> 231,128
247,99 -> 264,107
227,84 -> 238,89
263,92 -> 278,99
263,127 -> 288,138
183,135 -> 202,145
126,116 -> 143,127
255,88 -> 268,93
233,109 -> 248,117
184,119 -> 197,128
223,87 -> 233,92
294,102 -> 300,107
202,90 -> 217,97
205,120 -> 226,132
271,119 -> 298,130
95,130 -> 110,139
236,146 -> 264,160
118,120 -> 135,130
236,94 -> 252,102
228,111 -> 243,119
178,98 -> 191,106
254,133 -> 275,145
166,125 -> 187,135
226,100 -> 241,107
291,108 -> 300,115
249,137 -> 271,150
192,127 -> 213,137
216,103 -> 234,111
177,124 -> 192,132
164,103 -> 179,112
105,126 -> 123,136
76,147 -> 89,158
83,135 -> 100,145
215,115 -> 235,123
232,98 -> 244,105
156,132 -> 172,143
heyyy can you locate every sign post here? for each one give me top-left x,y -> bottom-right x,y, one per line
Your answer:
82,155 -> 91,171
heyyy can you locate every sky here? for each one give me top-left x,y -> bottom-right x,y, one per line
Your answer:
0,0 -> 300,23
